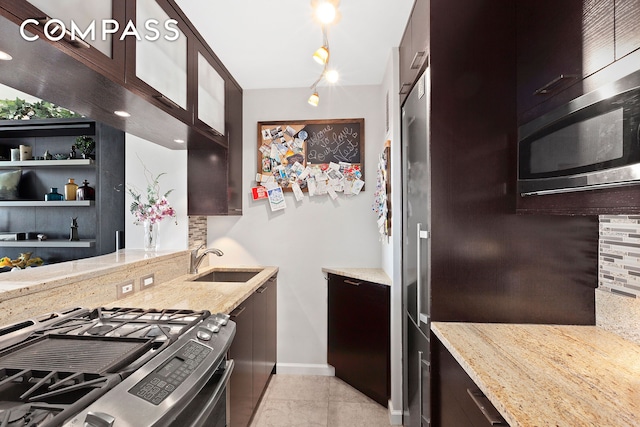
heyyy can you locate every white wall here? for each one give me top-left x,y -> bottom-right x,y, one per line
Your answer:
207,85 -> 384,375
124,134 -> 189,250
380,48 -> 404,422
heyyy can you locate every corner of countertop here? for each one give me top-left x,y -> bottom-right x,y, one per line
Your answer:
321,267 -> 391,286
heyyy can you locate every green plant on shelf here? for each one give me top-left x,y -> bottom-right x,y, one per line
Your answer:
0,97 -> 82,120
75,135 -> 96,158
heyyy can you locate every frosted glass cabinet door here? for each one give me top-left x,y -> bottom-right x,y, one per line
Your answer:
198,52 -> 226,136
26,0 -> 114,58
135,0 -> 188,110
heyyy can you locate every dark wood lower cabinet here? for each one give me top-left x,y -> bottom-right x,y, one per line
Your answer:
433,337 -> 509,427
229,296 -> 253,427
327,273 -> 390,407
229,274 -> 277,427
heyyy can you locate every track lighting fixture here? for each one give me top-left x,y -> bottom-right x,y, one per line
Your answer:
308,92 -> 320,106
307,1 -> 341,107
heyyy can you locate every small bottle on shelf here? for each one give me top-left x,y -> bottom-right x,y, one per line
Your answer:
76,180 -> 95,200
44,188 -> 64,201
64,178 -> 78,201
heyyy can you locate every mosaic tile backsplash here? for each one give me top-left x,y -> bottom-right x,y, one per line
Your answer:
599,215 -> 640,298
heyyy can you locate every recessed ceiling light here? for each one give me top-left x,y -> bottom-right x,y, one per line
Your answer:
174,139 -> 185,144
114,110 -> 130,118
0,51 -> 13,61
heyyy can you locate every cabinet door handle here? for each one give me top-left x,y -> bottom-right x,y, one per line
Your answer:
400,83 -> 413,95
410,51 -> 427,70
153,94 -> 181,109
533,74 -> 579,95
230,306 -> 246,318
344,279 -> 361,286
256,287 -> 267,294
466,388 -> 508,426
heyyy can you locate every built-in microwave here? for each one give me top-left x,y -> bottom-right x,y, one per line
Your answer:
518,69 -> 640,196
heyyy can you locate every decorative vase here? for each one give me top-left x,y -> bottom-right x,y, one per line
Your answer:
76,180 -> 95,200
45,187 -> 64,201
64,178 -> 78,201
143,220 -> 158,252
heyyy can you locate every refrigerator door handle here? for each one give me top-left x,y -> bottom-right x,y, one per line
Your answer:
418,350 -> 424,419
416,223 -> 430,326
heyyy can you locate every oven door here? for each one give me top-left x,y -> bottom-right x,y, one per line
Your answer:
168,358 -> 234,427
518,69 -> 640,196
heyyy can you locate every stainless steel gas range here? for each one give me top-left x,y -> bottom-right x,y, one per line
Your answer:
0,306 -> 235,427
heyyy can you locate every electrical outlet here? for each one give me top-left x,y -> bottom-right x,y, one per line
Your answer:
140,273 -> 155,290
116,280 -> 135,299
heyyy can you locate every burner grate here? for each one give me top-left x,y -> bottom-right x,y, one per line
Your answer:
0,335 -> 153,375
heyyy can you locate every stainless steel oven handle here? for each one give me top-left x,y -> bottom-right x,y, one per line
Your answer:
189,359 -> 235,427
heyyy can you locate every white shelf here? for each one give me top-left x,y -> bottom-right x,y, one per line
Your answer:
0,200 -> 94,207
0,239 -> 96,248
0,159 -> 94,168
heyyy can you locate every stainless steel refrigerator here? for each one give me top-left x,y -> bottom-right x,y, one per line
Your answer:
402,68 -> 431,427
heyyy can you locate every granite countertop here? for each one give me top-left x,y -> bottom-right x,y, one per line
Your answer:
108,265 -> 279,315
432,322 -> 640,427
321,267 -> 391,286
0,250 -> 188,296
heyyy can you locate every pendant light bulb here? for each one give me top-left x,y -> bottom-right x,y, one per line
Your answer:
308,92 -> 320,107
315,1 -> 337,24
313,46 -> 329,65
324,69 -> 339,83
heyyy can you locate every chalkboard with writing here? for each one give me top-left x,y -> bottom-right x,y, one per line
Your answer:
257,118 -> 365,191
304,121 -> 362,164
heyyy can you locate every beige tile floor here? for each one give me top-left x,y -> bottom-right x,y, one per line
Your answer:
249,374 -> 394,427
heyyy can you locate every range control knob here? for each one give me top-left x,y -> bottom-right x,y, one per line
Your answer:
214,313 -> 230,326
196,327 -> 213,341
84,411 -> 115,427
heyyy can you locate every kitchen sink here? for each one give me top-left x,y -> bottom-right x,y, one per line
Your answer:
193,270 -> 260,283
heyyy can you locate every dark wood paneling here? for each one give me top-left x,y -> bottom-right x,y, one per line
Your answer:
432,336 -> 509,427
252,286 -> 267,408
265,276 -> 277,376
328,274 -> 390,407
229,298 -> 254,427
429,0 -> 597,325
187,133 -> 228,215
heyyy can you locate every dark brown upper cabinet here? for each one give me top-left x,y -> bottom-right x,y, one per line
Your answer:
399,0 -> 429,105
1,0 -> 127,83
124,0 -> 193,125
516,0 -> 640,215
516,0 -> 585,125
616,0 -> 640,59
194,42 -> 227,144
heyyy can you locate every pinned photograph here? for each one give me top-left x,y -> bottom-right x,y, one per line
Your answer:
267,186 -> 286,211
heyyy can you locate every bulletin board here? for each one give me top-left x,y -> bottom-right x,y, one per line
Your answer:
257,119 -> 365,191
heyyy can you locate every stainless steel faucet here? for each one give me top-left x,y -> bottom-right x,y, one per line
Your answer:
189,243 -> 224,274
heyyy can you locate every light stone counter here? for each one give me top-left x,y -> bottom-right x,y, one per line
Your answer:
108,266 -> 279,314
322,267 -> 391,286
432,322 -> 640,427
0,250 -> 188,297
0,249 -> 276,325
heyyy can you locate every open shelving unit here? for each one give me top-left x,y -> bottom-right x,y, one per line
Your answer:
0,118 -> 124,263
